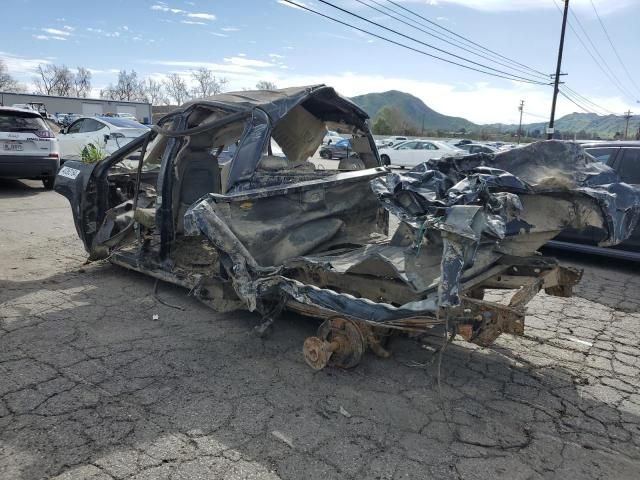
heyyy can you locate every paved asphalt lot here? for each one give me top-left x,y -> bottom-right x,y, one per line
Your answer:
1,178 -> 639,480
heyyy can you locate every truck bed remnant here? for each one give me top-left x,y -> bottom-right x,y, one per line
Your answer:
55,85 -> 640,370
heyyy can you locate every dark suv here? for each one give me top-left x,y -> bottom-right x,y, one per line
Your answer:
548,141 -> 640,260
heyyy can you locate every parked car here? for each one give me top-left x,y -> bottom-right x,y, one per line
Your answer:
0,107 -> 60,189
451,139 -> 473,147
322,130 -> 344,145
58,116 -> 150,161
319,138 -> 357,159
380,136 -> 408,147
378,140 -> 464,167
54,113 -> 69,125
60,113 -> 82,127
458,143 -> 499,154
116,112 -> 138,122
548,141 -> 640,260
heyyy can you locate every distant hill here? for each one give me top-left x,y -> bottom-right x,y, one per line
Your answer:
350,90 -> 639,139
516,112 -> 640,139
350,90 -> 477,134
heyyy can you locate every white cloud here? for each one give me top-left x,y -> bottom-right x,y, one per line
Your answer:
210,32 -> 228,37
0,52 -> 51,75
33,34 -> 67,41
62,25 -> 75,31
221,27 -> 239,32
277,0 -> 306,10
41,27 -> 72,37
269,53 -> 285,59
150,3 -> 216,22
187,13 -> 216,20
224,57 -> 274,68
181,20 -> 206,25
151,4 -> 184,14
146,59 -> 259,75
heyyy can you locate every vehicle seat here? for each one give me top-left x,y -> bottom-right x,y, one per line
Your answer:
175,142 -> 221,234
179,148 -> 221,205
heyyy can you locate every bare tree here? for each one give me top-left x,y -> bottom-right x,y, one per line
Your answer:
33,64 -> 55,95
34,64 -> 74,96
0,60 -> 24,92
73,67 -> 92,98
142,78 -> 167,105
255,80 -> 277,90
163,73 -> 190,105
190,67 -> 227,98
101,70 -> 145,101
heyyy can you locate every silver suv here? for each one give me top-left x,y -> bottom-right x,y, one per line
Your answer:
0,107 -> 60,189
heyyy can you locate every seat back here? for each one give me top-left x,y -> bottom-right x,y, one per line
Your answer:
179,150 -> 221,205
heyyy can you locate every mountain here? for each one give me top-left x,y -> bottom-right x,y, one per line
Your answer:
350,90 -> 640,139
350,90 -> 478,134
516,112 -> 640,138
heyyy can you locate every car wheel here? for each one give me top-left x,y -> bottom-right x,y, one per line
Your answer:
42,176 -> 55,190
320,150 -> 331,159
380,154 -> 390,166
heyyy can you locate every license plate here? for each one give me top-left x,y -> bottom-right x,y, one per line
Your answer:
3,142 -> 23,151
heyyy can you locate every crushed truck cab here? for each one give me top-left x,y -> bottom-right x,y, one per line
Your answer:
55,85 -> 640,370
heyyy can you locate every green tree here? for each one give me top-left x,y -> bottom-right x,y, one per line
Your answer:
372,116 -> 392,135
377,106 -> 417,135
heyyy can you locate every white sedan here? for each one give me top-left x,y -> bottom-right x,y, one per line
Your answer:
58,116 -> 149,161
323,130 -> 344,145
378,140 -> 464,168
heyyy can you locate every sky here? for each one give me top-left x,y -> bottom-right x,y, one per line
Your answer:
1,0 -> 639,125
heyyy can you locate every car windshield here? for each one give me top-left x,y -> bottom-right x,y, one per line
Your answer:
100,117 -> 148,128
0,112 -> 48,132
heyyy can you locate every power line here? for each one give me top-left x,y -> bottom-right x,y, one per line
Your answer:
589,0 -> 640,98
356,0 -> 549,81
383,0 -> 549,78
569,6 -> 637,101
521,110 -> 549,120
280,0 -> 548,85
314,0 -> 547,84
552,0 -> 638,103
558,88 -> 596,114
562,85 -> 615,115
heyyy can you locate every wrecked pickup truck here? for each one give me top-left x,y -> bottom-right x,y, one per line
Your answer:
55,85 -> 640,370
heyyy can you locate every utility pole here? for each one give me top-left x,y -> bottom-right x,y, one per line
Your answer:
548,0 -> 570,140
623,110 -> 632,139
517,100 -> 524,144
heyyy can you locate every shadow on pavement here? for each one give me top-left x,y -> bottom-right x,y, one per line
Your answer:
0,178 -> 46,199
0,261 -> 638,479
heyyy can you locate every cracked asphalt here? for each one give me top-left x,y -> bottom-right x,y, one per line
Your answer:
1,179 -> 639,480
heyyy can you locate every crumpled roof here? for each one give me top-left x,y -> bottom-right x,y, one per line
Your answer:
175,84 -> 370,124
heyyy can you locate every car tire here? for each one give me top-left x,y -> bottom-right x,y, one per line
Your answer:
42,176 -> 55,190
320,150 -> 331,159
380,154 -> 390,166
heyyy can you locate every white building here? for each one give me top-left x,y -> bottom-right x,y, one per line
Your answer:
0,91 -> 152,124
